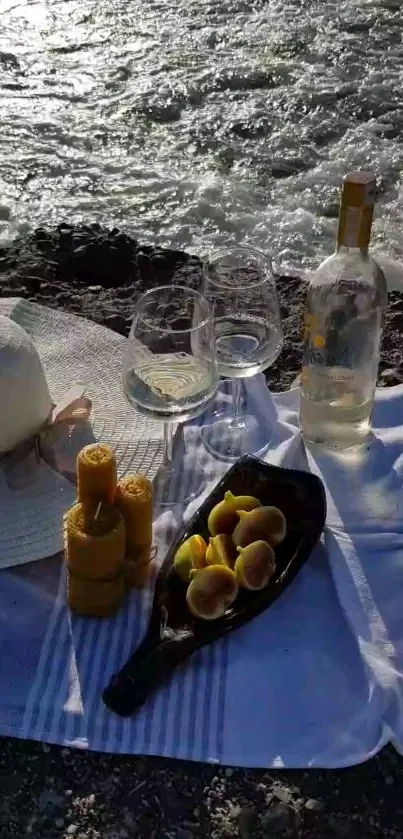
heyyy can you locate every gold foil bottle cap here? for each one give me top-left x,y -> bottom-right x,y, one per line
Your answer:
341,171 -> 376,208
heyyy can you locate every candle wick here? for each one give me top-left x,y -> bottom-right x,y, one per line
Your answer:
94,501 -> 102,521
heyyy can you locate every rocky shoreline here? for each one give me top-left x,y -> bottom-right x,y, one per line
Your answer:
1,225 -> 403,839
2,224 -> 403,392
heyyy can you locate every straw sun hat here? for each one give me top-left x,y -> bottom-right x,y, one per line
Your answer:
0,297 -> 165,570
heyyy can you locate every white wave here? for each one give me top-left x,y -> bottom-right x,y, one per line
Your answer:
0,0 -> 402,278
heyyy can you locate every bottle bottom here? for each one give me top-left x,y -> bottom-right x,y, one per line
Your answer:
300,393 -> 372,450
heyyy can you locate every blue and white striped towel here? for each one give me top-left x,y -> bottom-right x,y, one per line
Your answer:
0,377 -> 395,768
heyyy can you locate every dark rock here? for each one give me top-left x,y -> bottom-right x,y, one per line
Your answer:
57,222 -> 74,233
34,227 -> 50,242
261,803 -> 294,833
176,828 -> 194,839
37,789 -> 65,812
272,784 -> 292,804
271,157 -> 308,178
230,118 -> 271,139
238,805 -> 256,839
25,275 -> 42,294
144,102 -> 182,122
327,815 -> 352,837
305,797 -> 325,812
380,368 -> 398,385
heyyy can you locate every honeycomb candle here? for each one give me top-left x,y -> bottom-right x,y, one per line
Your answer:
64,502 -> 126,617
67,568 -> 126,618
77,442 -> 117,504
65,501 -> 126,578
114,475 -> 153,588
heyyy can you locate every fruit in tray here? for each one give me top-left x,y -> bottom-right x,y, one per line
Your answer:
205,533 -> 237,568
234,541 -> 276,591
207,490 -> 261,536
186,565 -> 239,620
173,534 -> 208,582
172,486 -> 287,620
232,505 -> 286,548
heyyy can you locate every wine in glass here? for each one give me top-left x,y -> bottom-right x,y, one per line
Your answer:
123,284 -> 218,504
201,246 -> 283,461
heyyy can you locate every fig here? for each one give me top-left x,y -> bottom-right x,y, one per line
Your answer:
232,505 -> 286,548
186,565 -> 239,620
191,534 -> 209,569
173,534 -> 207,582
205,533 -> 237,568
234,540 -> 276,591
207,490 -> 261,536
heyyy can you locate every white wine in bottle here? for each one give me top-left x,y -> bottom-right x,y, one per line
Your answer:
300,171 -> 387,449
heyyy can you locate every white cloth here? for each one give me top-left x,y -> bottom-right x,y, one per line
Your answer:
303,385 -> 403,757
1,376 -> 403,767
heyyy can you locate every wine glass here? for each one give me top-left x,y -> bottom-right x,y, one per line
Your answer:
123,285 -> 218,505
201,246 -> 283,461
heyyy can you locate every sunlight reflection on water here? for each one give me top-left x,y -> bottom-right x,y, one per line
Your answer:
0,0 -> 403,276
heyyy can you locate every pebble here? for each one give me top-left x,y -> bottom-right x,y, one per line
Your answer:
176,829 -> 194,839
238,805 -> 255,839
261,803 -> 293,834
305,797 -> 325,812
380,368 -> 398,384
66,827 -> 78,836
55,817 -> 65,828
38,789 -> 65,811
123,812 -> 138,830
328,816 -> 351,837
272,784 -> 292,804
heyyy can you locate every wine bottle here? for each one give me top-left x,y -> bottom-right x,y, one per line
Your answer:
300,171 -> 387,449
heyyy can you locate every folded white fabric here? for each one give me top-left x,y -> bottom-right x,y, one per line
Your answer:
302,384 -> 403,755
0,375 -> 390,768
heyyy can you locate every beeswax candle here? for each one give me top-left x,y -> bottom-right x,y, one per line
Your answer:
77,442 -> 117,504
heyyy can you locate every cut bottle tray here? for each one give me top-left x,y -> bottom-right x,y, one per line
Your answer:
103,455 -> 327,717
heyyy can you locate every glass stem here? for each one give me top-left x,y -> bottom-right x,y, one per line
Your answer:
163,422 -> 173,466
232,379 -> 244,428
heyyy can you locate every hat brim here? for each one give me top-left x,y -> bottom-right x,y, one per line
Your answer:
0,297 -> 165,570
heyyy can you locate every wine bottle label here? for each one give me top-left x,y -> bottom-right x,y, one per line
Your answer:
337,171 -> 376,249
301,364 -> 356,388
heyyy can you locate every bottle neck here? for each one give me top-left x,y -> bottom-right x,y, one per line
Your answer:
336,201 -> 373,253
336,242 -> 369,259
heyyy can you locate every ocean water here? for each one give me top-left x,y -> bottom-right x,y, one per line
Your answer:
1,0 -> 403,277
